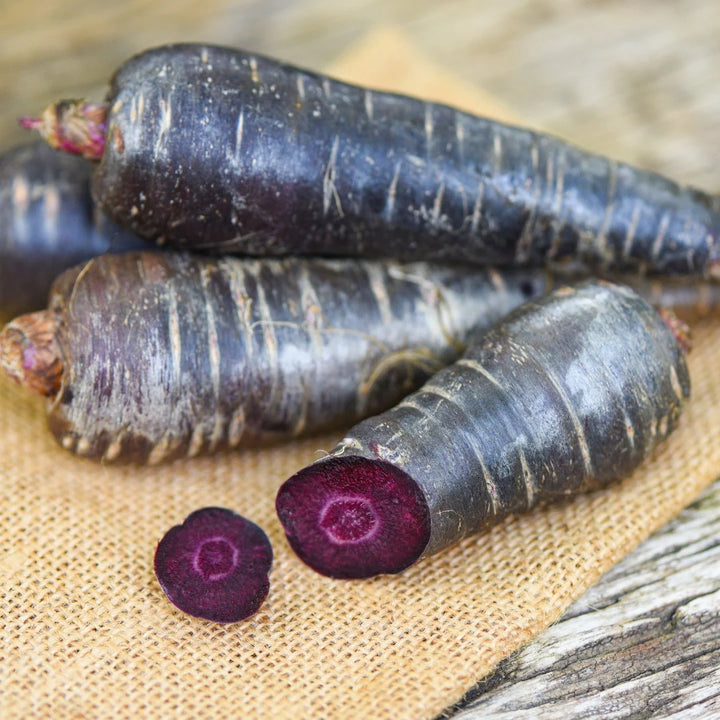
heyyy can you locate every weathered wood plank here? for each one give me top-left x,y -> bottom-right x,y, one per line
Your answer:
442,479 -> 720,719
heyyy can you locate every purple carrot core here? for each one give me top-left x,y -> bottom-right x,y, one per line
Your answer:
319,497 -> 379,543
276,456 -> 430,579
154,507 -> 273,623
19,100 -> 108,160
194,538 -> 239,581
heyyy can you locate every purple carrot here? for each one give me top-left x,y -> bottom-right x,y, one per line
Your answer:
276,281 -> 691,579
21,43 -> 720,277
0,250 -> 704,465
0,251 -> 550,463
154,507 -> 272,623
0,142 -> 152,322
613,275 -> 720,322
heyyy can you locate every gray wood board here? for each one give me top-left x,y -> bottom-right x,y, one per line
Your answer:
442,477 -> 720,719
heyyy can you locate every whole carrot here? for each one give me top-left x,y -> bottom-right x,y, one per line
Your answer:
0,251 -> 548,464
22,44 -> 720,277
276,281 -> 691,579
0,142 -> 151,322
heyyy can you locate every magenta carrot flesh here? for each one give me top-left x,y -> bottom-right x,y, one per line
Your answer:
154,507 -> 272,623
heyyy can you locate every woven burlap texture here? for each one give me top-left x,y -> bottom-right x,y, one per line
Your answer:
2,28 -> 720,720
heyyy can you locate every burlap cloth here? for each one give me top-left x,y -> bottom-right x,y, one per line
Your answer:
2,28 -> 720,720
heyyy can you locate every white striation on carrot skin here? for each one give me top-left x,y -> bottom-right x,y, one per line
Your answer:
19,100 -> 108,160
0,311 -> 63,397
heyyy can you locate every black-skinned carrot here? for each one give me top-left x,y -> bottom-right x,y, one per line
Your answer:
21,43 -> 720,277
0,251 -> 549,464
276,281 -> 691,579
0,142 -> 153,323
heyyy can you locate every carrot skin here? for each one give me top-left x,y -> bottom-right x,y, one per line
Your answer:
276,281 -> 691,578
31,252 -> 548,464
0,142 -> 151,322
82,44 -> 720,276
1,248 -> 706,467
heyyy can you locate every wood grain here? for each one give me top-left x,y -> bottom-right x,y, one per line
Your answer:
444,479 -> 720,719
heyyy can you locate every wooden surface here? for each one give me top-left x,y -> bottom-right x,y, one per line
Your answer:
2,4 -> 720,718
444,479 -> 720,719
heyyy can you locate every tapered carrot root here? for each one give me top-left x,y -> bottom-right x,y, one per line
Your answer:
0,251 -> 550,464
276,281 -> 691,579
0,254 -> 703,466
22,43 -> 720,277
614,275 -> 720,324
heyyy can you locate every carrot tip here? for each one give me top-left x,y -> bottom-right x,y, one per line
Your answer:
708,258 -> 720,281
19,99 -> 108,160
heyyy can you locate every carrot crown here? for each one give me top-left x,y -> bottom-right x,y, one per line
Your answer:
19,100 -> 107,160
0,311 -> 63,397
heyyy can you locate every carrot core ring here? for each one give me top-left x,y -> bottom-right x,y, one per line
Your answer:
154,507 -> 273,623
319,497 -> 379,544
193,537 -> 240,581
